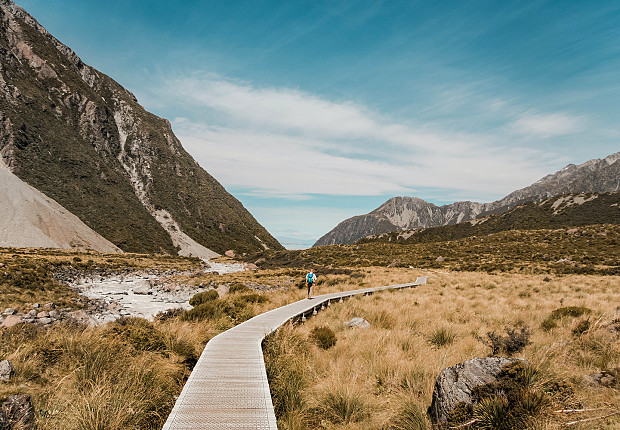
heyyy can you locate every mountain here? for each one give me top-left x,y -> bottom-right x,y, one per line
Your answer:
358,192 -> 620,245
0,159 -> 120,252
314,152 -> 620,246
0,0 -> 283,257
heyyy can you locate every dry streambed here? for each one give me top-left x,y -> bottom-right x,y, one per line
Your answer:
72,260 -> 248,323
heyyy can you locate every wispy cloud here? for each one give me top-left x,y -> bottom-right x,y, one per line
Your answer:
510,111 -> 586,138
164,74 -> 568,200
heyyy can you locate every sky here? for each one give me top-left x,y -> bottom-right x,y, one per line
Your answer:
16,0 -> 620,248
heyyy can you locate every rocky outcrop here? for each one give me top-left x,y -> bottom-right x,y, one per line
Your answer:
429,357 -> 526,424
0,0 -> 282,256
315,152 -> 620,246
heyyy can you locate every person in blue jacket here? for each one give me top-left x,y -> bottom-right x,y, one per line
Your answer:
305,269 -> 317,299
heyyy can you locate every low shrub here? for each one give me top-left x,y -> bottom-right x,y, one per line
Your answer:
153,308 -> 185,321
228,283 -> 251,294
482,326 -> 531,356
181,300 -> 223,321
234,293 -> 267,304
549,306 -> 592,320
310,326 -> 337,350
189,290 -> 219,306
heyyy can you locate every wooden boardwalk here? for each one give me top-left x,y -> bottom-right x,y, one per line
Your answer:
162,277 -> 428,429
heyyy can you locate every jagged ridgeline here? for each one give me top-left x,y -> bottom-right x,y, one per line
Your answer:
359,192 -> 620,245
315,152 -> 620,246
0,0 -> 282,255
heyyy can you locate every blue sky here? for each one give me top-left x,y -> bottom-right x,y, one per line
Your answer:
17,0 -> 620,248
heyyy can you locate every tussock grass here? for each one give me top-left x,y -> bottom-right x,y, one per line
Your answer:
264,270 -> 620,429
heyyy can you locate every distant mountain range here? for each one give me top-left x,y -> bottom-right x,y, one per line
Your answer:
314,152 -> 620,246
358,192 -> 620,245
0,0 -> 282,256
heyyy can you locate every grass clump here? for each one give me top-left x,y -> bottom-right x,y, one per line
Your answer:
107,317 -> 167,353
428,327 -> 456,348
316,387 -> 368,424
189,289 -> 219,306
263,326 -> 309,425
309,326 -> 337,350
386,400 -> 429,430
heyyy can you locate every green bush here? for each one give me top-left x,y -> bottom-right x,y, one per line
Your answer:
228,283 -> 251,294
310,325 -> 337,350
189,289 -> 219,306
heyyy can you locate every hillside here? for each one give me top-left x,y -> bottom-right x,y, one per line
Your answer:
314,152 -> 620,246
359,192 -> 620,245
0,0 -> 282,256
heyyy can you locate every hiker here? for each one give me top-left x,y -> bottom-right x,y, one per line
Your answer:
306,269 -> 317,299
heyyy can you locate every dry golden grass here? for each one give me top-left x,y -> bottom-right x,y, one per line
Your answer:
266,270 -> 620,429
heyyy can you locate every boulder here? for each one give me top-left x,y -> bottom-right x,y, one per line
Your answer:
132,279 -> 152,295
435,256 -> 445,262
0,361 -> 14,381
2,309 -> 16,316
2,394 -> 35,430
0,315 -> 22,328
343,317 -> 370,329
429,357 -> 526,424
224,250 -> 235,258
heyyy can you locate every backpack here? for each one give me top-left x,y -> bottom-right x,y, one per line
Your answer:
306,273 -> 314,283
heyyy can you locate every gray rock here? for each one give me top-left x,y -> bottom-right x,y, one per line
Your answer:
429,357 -> 527,424
31,303 -> 40,309
343,317 -> 370,329
2,308 -> 16,316
38,318 -> 52,325
0,361 -> 15,382
27,310 -> 37,317
132,280 -> 152,295
36,311 -> 49,319
2,394 -> 35,430
435,256 -> 445,262
48,310 -> 60,319
587,371 -> 617,388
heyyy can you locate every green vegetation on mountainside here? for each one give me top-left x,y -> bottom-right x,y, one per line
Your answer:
0,6 -> 282,254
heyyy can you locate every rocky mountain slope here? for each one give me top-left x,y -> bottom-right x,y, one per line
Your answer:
359,192 -> 620,245
0,159 -> 120,252
315,152 -> 620,246
0,0 -> 282,256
